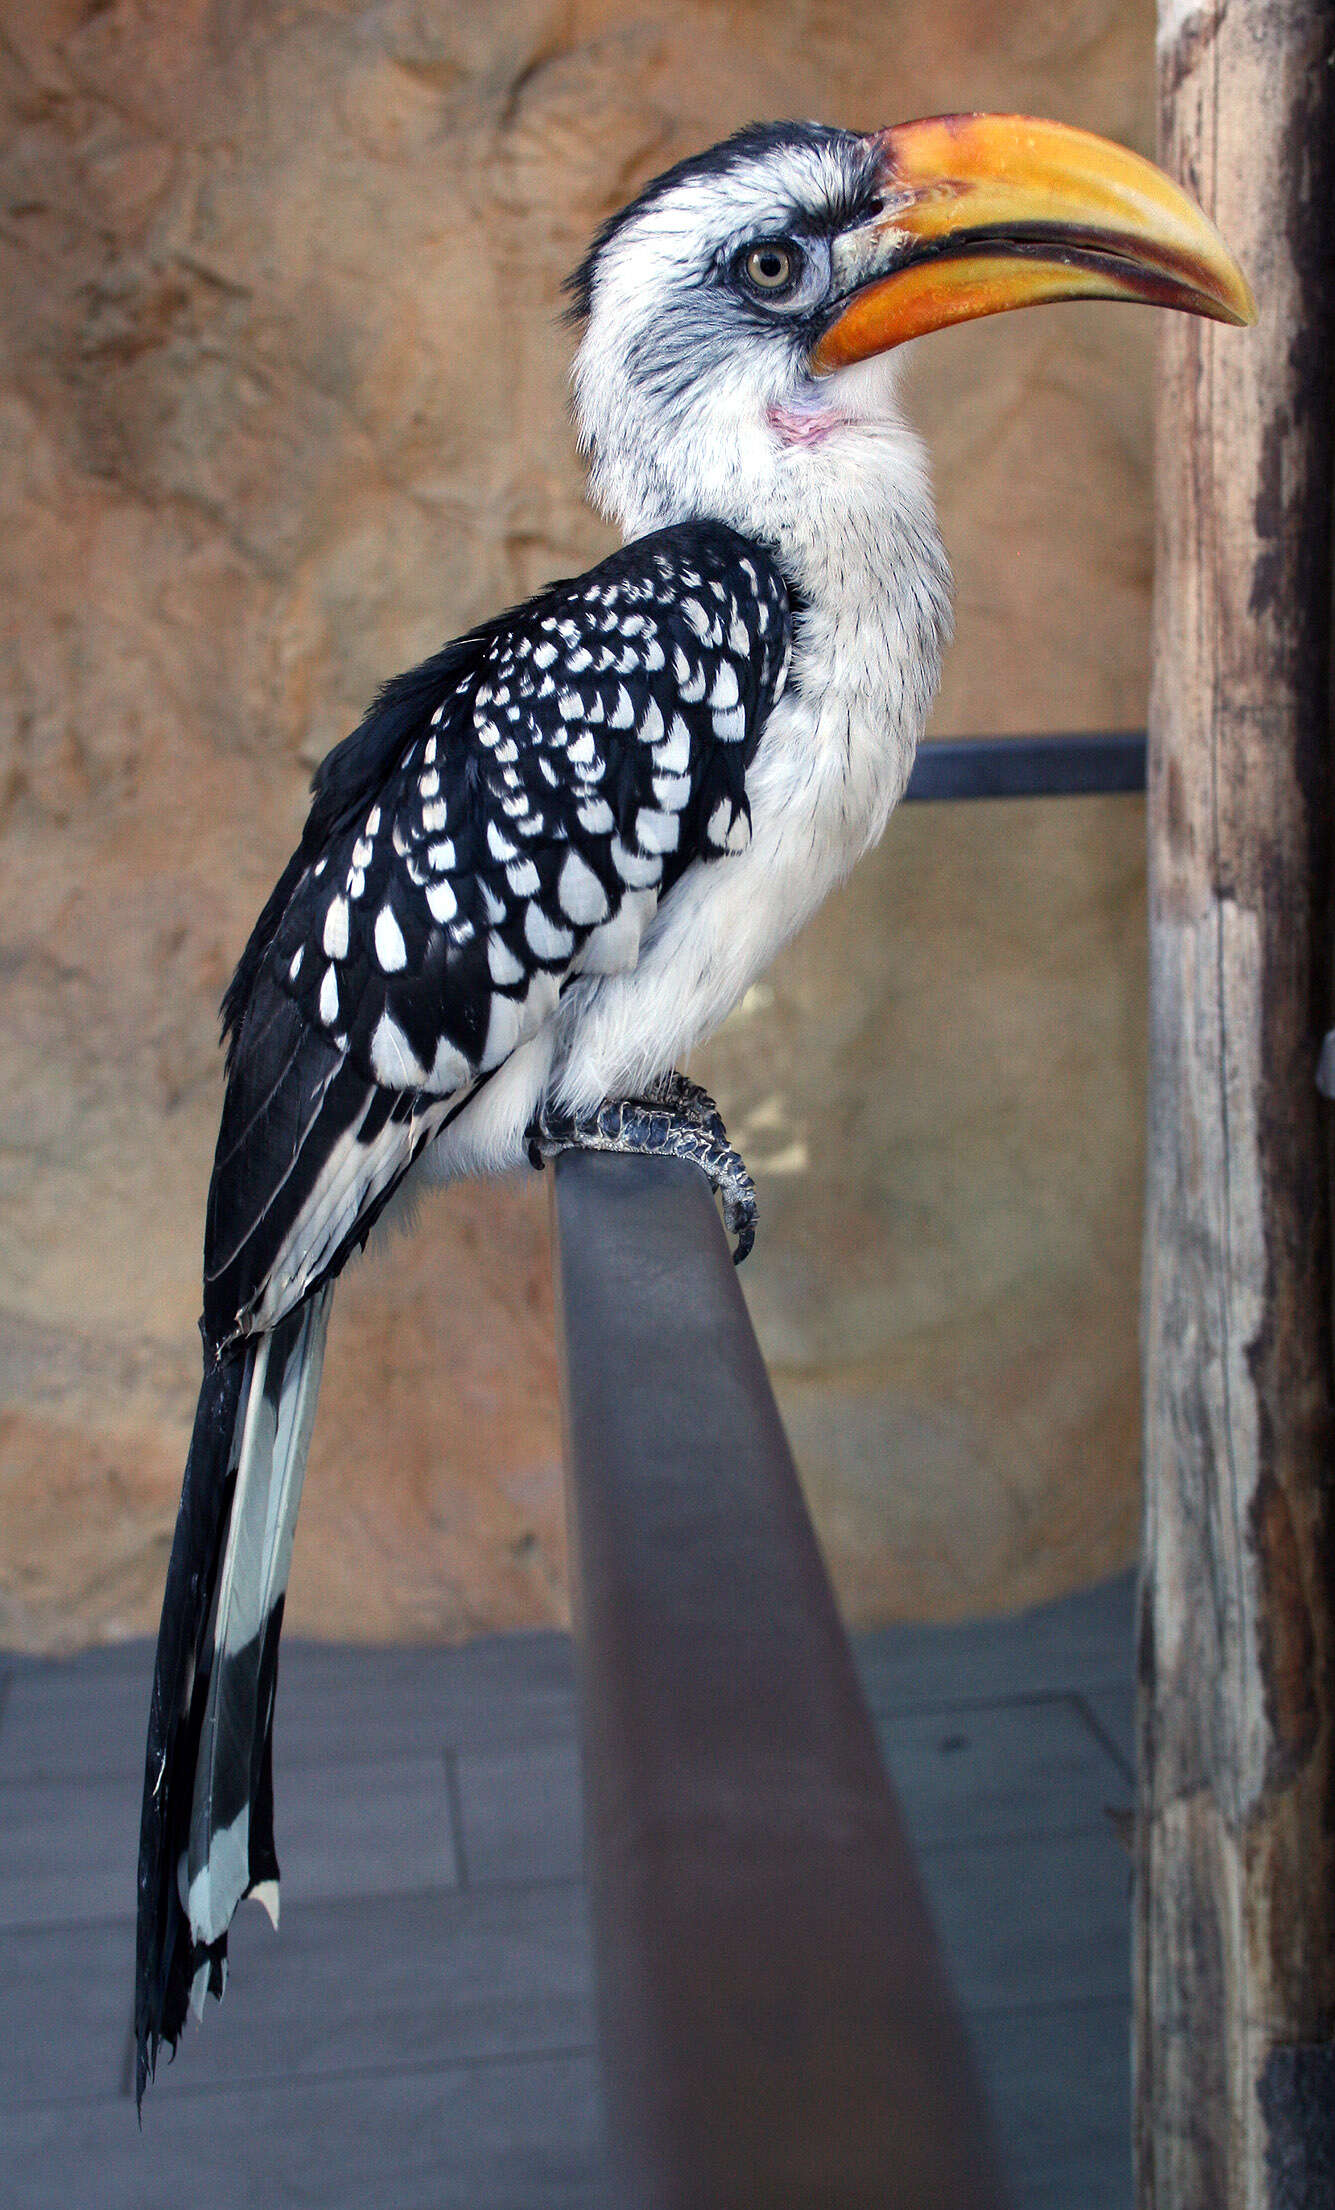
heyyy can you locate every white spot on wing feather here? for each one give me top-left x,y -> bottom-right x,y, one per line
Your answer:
709,662 -> 740,710
427,1034 -> 470,1092
524,906 -> 574,962
371,1012 -> 427,1087
557,849 -> 609,925
506,857 -> 541,897
323,897 -> 349,960
374,905 -> 407,972
635,808 -> 679,855
489,936 -> 525,987
655,715 -> 691,773
611,837 -> 661,889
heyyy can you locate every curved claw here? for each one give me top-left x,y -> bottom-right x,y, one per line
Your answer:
724,1188 -> 757,1266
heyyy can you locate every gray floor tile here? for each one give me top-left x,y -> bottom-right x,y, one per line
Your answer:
921,1826 -> 1131,2015
144,1883 -> 594,2097
278,1632 -> 579,1762
0,1754 -> 456,1935
453,1743 -> 583,1886
1,1887 -> 595,2117
0,1660 -> 151,1783
267,1752 -> 458,1906
0,1632 -> 579,1791
0,1916 -> 133,2107
7,2054 -> 613,2210
880,1694 -> 1130,1849
857,1573 -> 1135,1711
0,1770 -> 140,1929
0,1579 -> 1136,2207
973,2001 -> 1132,2210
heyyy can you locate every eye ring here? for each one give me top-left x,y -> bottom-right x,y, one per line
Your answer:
739,239 -> 802,298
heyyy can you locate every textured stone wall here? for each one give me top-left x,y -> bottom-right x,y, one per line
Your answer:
0,0 -> 1152,1650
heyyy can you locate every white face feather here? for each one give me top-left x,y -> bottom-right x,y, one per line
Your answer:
574,140 -> 898,523
570,133 -> 949,662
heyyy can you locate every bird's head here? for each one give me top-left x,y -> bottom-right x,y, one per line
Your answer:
569,116 -> 1254,543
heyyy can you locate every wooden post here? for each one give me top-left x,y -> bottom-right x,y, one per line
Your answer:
1138,3 -> 1335,2205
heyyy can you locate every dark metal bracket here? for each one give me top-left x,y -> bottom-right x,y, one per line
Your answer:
905,729 -> 1147,802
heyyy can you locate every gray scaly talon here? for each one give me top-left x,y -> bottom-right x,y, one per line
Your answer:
526,1071 -> 758,1263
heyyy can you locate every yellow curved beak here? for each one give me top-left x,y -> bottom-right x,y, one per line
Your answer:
812,113 -> 1256,373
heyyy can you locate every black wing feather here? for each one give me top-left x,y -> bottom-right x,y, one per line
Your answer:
206,521 -> 792,1345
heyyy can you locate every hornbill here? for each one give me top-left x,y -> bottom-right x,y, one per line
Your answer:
135,113 -> 1251,2102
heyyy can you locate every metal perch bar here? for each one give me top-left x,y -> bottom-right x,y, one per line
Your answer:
550,1150 -> 1012,2210
904,729 -> 1146,801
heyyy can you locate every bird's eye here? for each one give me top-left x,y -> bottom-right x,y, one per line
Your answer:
741,241 -> 802,297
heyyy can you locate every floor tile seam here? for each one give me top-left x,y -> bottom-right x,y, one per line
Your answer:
441,1747 -> 471,1891
1,2003 -> 1132,2119
915,1815 -> 1133,1860
5,1689 -> 1135,1753
869,1687 -> 1076,1719
0,1766 -> 146,1786
2,1830 -> 1134,1931
1,1690 -> 1129,1752
0,1638 -> 574,1664
0,1731 -> 583,1787
0,1871 -> 592,1939
1072,1692 -> 1136,1787
861,1675 -> 1134,1716
1,1627 -> 1131,1681
8,2037 -> 605,2119
962,1991 -> 1133,2024
14,2038 -> 605,2118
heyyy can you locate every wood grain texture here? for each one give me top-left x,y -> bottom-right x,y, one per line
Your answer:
1138,3 -> 1335,2204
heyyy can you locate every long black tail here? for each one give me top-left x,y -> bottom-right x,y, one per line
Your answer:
135,1287 -> 331,2109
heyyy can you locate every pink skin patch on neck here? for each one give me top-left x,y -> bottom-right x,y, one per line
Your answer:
767,399 -> 841,447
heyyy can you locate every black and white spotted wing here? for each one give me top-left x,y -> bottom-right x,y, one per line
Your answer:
203,521 -> 792,1345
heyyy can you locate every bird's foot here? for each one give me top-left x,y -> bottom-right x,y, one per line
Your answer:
526,1071 -> 758,1264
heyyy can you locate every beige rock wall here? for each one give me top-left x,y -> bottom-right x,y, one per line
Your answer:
0,0 -> 1152,1651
